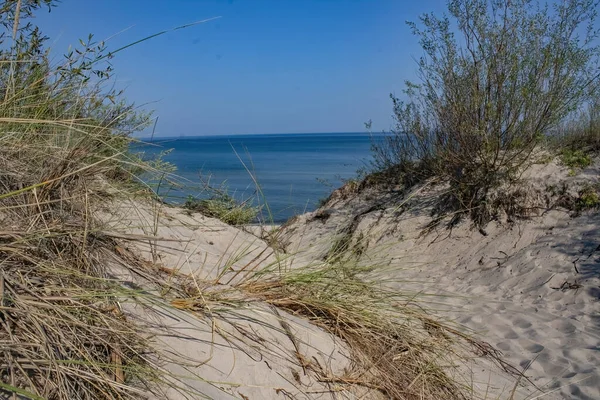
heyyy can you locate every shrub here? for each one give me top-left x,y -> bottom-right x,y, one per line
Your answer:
551,98 -> 600,154
560,149 -> 592,170
372,0 -> 600,226
578,184 -> 600,209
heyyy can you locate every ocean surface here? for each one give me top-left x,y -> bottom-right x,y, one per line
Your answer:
136,133 -> 377,223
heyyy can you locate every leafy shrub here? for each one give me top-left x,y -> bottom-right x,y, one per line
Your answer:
551,98 -> 600,154
578,184 -> 600,210
560,149 -> 592,170
545,183 -> 600,211
371,0 -> 600,227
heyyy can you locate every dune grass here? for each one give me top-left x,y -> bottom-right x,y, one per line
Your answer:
0,2 -> 223,398
184,191 -> 258,226
237,263 -> 475,399
0,114 -> 163,399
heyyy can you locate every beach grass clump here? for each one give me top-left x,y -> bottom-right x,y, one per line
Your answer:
184,192 -> 258,225
560,148 -> 593,171
236,260 -> 502,400
370,0 -> 600,227
577,184 -> 600,210
0,2 -> 171,398
0,122 -> 160,399
0,228 -> 158,400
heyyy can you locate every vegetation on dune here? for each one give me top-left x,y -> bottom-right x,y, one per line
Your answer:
553,98 -> 600,160
240,269 -> 467,399
0,1 -> 166,399
370,0 -> 600,227
579,185 -> 600,208
560,149 -> 593,170
183,180 -> 259,225
200,254 -> 507,400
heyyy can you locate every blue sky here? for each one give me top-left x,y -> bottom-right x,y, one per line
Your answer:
34,0 -> 448,137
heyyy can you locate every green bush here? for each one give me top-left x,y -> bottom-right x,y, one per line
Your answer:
551,98 -> 600,156
560,149 -> 592,170
371,0 -> 600,226
578,185 -> 600,210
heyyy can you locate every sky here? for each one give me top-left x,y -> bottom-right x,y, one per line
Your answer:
33,0 -> 449,137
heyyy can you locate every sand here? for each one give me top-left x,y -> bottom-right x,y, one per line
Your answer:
278,158 -> 600,399
97,157 -> 600,399
100,200 -> 381,400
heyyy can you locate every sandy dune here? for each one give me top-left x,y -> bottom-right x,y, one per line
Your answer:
100,201 -> 383,400
93,157 -> 600,399
278,159 -> 600,400
99,198 -> 523,399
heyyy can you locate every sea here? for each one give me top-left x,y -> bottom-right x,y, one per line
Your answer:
136,132 -> 379,223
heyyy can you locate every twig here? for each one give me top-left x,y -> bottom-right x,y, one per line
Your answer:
270,305 -> 307,375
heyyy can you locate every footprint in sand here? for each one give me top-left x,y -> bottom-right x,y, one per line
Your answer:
496,341 -> 511,351
563,371 -> 577,379
502,327 -> 520,339
517,338 -> 545,353
551,319 -> 577,334
519,359 -> 533,369
523,328 -> 543,340
512,317 -> 533,329
542,361 -> 567,376
568,384 -> 597,400
526,343 -> 545,353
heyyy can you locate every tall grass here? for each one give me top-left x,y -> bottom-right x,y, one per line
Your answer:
0,2 -> 219,398
236,262 -> 480,399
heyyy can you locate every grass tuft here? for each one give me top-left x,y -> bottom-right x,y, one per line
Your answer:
184,192 -> 258,225
0,127 -> 164,399
0,3 -> 218,397
235,261 -> 504,400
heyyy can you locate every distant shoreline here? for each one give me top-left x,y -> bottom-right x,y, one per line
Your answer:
137,131 -> 391,142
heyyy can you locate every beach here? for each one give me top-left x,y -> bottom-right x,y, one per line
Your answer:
92,155 -> 600,399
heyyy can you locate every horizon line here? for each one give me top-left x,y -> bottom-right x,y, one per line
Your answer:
137,131 -> 390,141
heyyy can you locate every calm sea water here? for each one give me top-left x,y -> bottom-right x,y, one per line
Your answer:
137,133 -> 376,223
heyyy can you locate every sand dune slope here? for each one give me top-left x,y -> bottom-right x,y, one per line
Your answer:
100,200 -> 382,400
279,160 -> 600,400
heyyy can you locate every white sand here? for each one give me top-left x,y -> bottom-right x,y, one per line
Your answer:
100,201 -> 381,400
96,157 -> 600,399
279,158 -> 600,399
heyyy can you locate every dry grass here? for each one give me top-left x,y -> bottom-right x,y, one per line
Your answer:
231,260 -> 505,400
0,7 -> 228,397
0,115 -> 170,399
0,35 -> 178,397
116,197 -> 514,400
